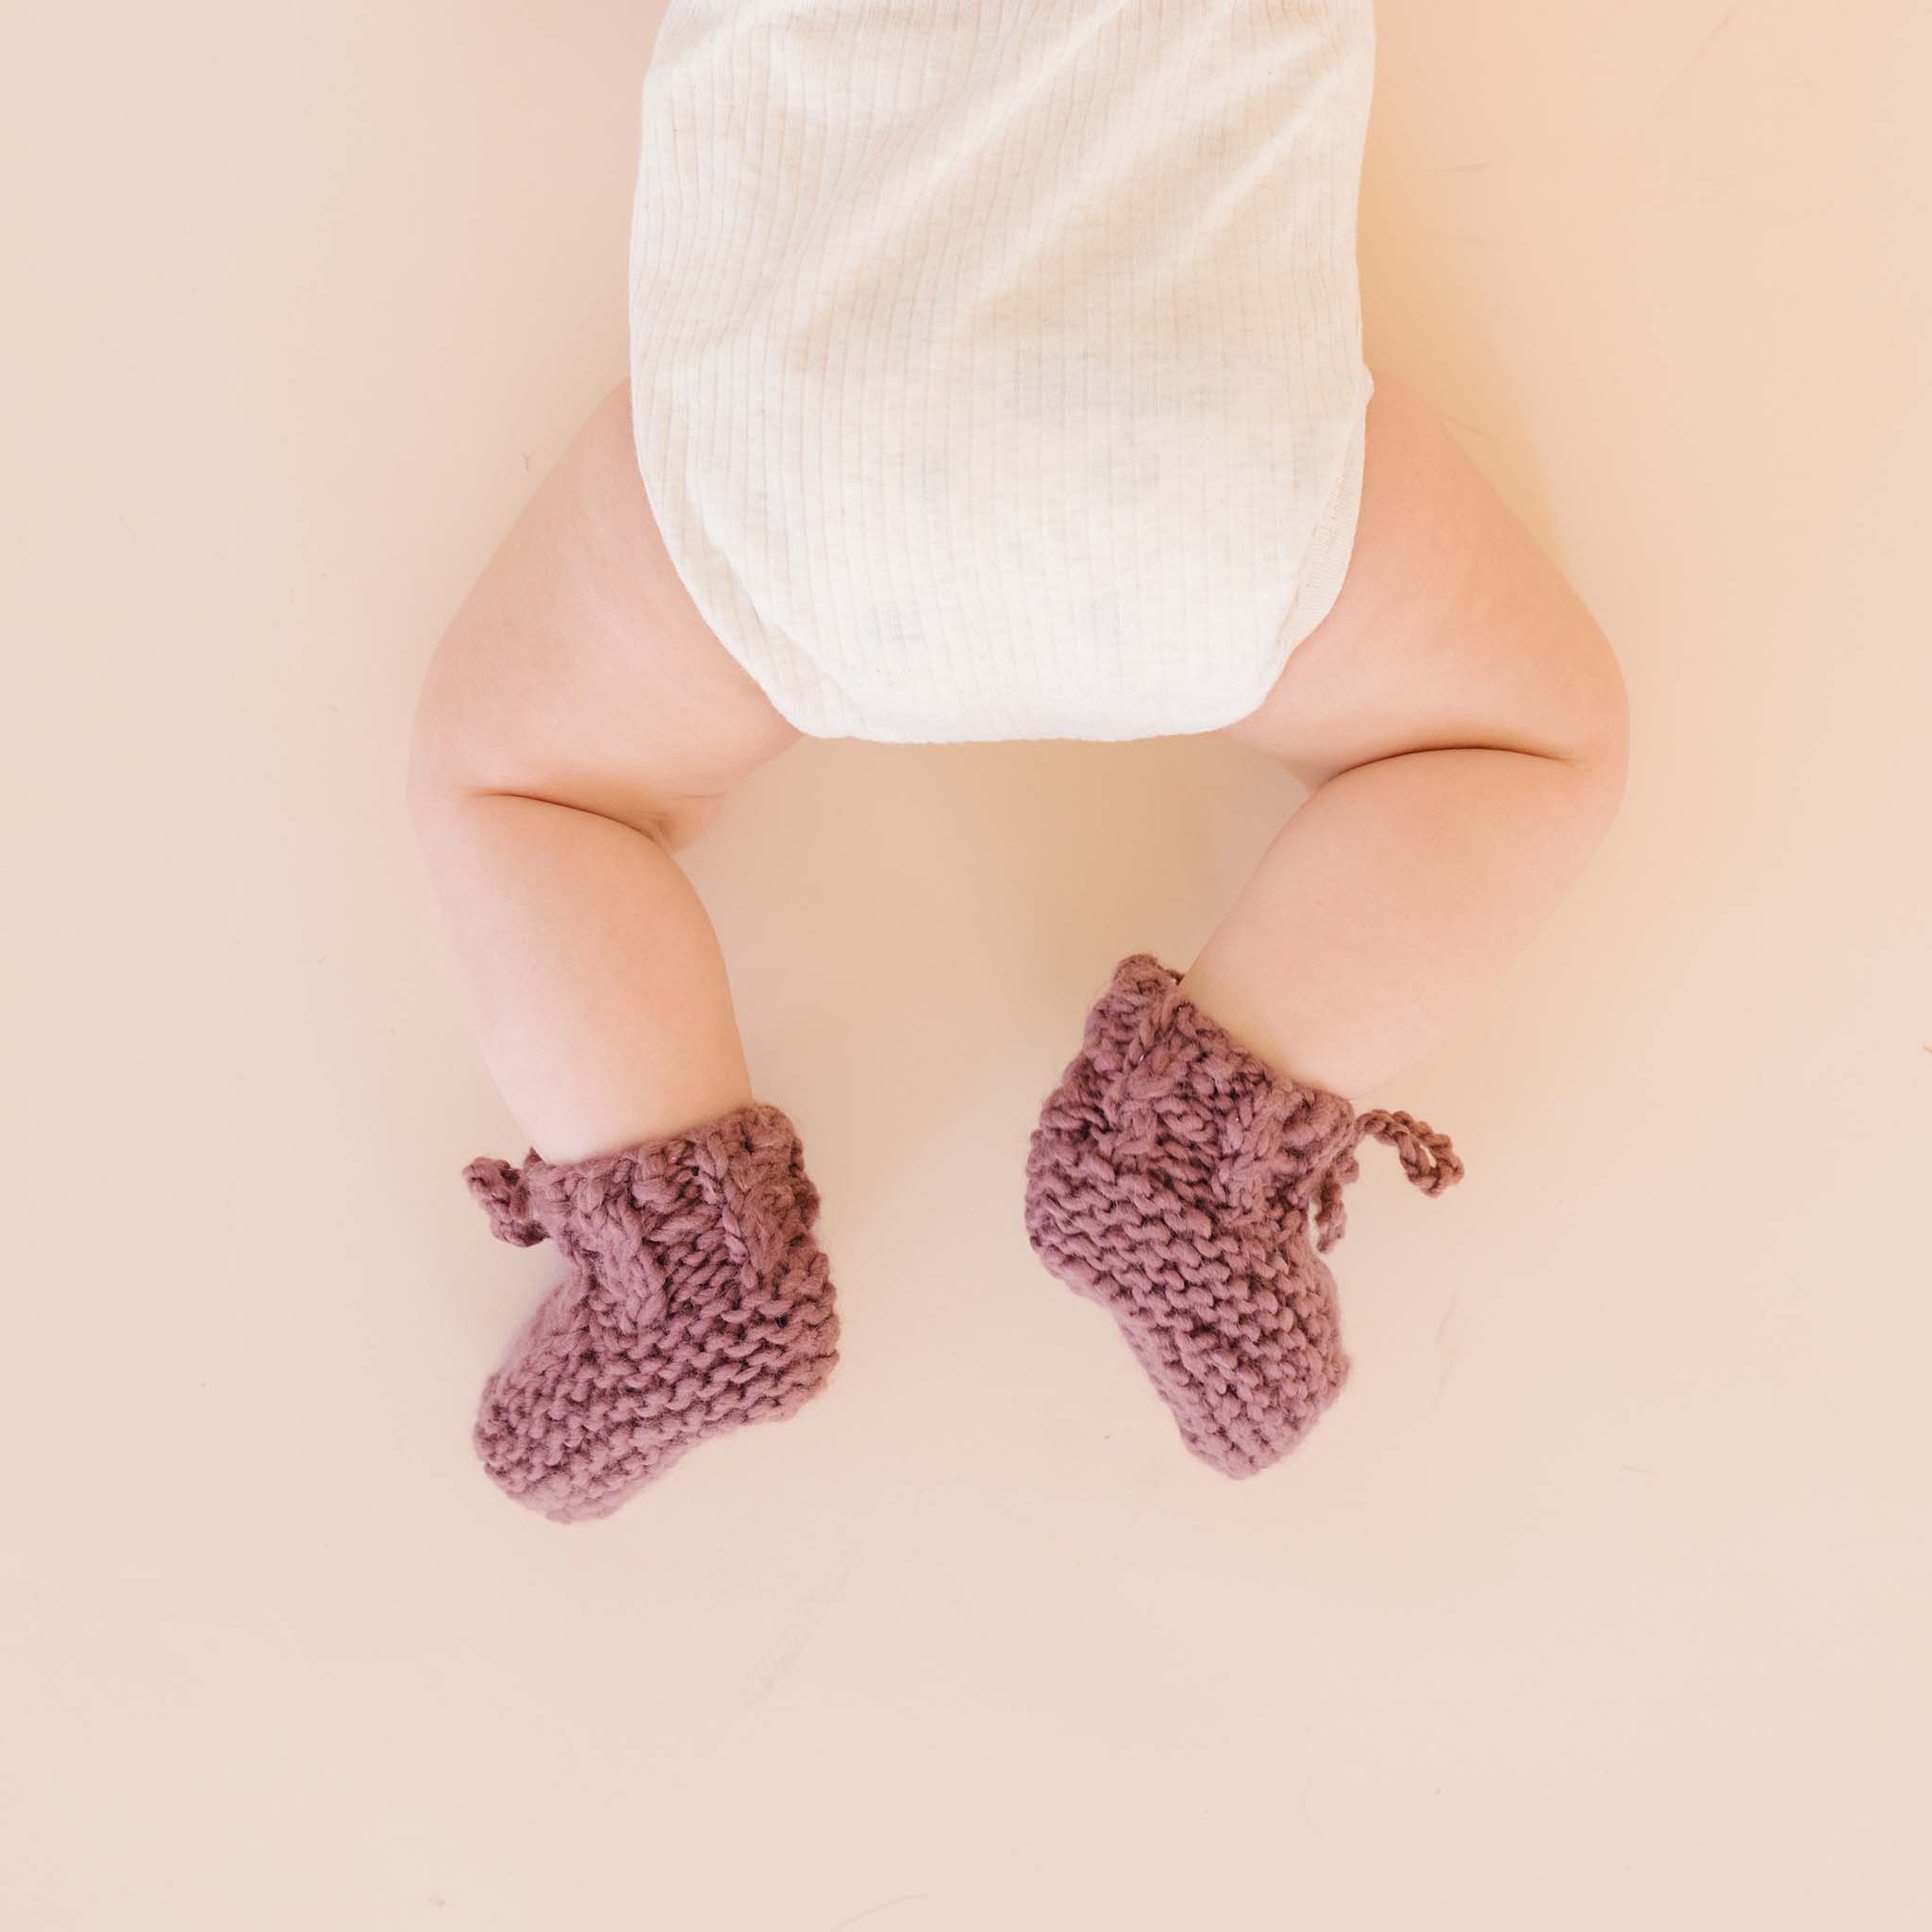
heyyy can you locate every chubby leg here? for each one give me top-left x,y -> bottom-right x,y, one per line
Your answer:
1186,374 -> 1630,1101
408,386 -> 837,1524
408,383 -> 798,1163
1025,375 -> 1626,1476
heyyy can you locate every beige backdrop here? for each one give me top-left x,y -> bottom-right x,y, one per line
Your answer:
5,3 -> 1927,1927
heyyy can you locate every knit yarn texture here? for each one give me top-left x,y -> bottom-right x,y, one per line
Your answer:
629,0 -> 1375,741
1024,954 -> 1461,1476
463,1102 -> 839,1523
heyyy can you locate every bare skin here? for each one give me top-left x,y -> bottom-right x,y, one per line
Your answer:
408,386 -> 797,1162
408,374 -> 1625,1162
1184,373 -> 1629,1097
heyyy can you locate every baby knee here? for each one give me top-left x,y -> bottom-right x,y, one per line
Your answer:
1557,602 -> 1631,795
405,616 -> 492,839
406,622 -> 719,858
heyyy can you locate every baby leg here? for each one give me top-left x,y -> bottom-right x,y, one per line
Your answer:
408,384 -> 797,1164
1024,375 -> 1626,1476
1187,374 -> 1630,1101
408,387 -> 837,1523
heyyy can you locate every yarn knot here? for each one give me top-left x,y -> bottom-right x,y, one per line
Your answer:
462,1155 -> 549,1247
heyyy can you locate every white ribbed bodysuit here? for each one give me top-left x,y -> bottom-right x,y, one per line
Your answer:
628,0 -> 1375,742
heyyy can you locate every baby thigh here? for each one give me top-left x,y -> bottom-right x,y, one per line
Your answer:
1226,373 -> 1627,791
409,383 -> 796,846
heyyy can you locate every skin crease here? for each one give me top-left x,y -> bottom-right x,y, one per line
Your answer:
408,372 -> 1626,1162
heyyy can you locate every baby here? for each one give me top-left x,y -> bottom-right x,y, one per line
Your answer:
408,1 -> 1627,1522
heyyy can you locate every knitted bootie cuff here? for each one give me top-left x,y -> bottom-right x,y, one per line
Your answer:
1024,954 -> 1460,1476
463,1102 -> 839,1523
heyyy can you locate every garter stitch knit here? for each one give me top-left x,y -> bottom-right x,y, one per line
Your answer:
1024,955 -> 1460,1476
463,1102 -> 839,1523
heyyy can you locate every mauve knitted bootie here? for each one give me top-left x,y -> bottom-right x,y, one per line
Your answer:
462,1101 -> 839,1523
1024,955 -> 1462,1478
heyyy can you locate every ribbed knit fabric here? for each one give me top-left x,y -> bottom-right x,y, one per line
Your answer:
1024,955 -> 1461,1475
463,1103 -> 839,1523
629,0 -> 1376,742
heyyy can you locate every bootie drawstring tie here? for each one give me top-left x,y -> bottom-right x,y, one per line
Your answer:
1313,1109 -> 1463,1254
